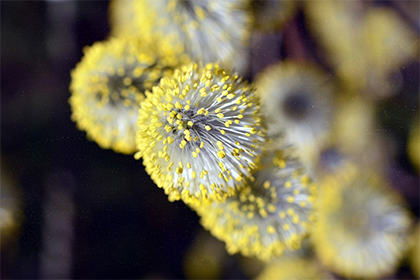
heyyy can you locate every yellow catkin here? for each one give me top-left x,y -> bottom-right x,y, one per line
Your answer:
194,147 -> 316,261
312,166 -> 412,279
69,37 -> 188,154
116,0 -> 253,74
136,62 -> 265,206
255,60 -> 334,169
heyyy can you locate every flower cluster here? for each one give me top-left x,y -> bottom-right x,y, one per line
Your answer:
69,0 -> 419,278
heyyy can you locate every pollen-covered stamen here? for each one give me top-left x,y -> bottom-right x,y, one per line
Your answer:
165,107 -> 213,140
164,106 -> 256,188
136,62 -> 265,205
128,0 -> 252,74
95,64 -> 150,108
69,37 -> 183,155
194,148 -> 317,261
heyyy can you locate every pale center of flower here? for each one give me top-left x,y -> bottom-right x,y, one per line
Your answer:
343,209 -> 372,238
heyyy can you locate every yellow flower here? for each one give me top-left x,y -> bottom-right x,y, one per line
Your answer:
255,61 -> 334,173
69,37 -> 187,154
194,147 -> 316,261
130,0 -> 253,74
313,165 -> 413,279
135,62 -> 264,205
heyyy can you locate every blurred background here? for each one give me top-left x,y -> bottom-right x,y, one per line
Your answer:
1,1 -> 419,279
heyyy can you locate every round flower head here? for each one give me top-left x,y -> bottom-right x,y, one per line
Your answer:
256,256 -> 332,280
194,147 -> 317,261
251,0 -> 297,32
133,0 -> 253,74
135,63 -> 265,205
70,37 -> 188,154
255,61 -> 334,172
312,165 -> 413,279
